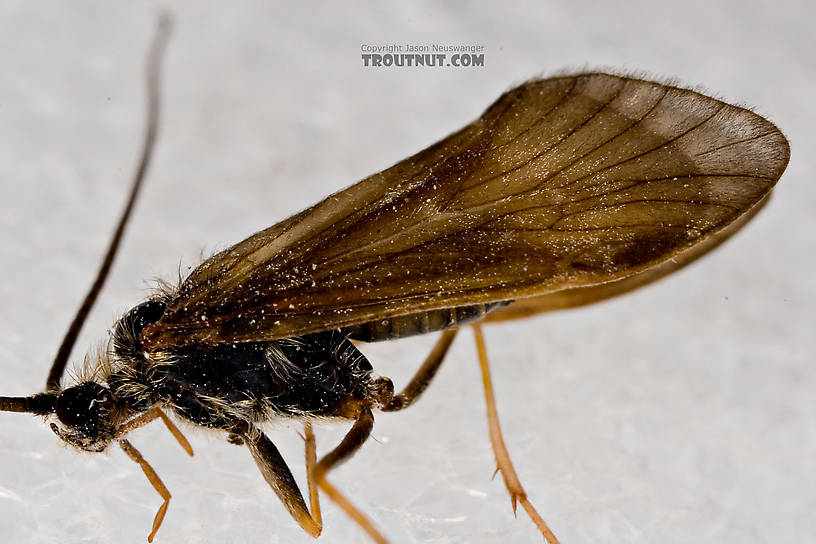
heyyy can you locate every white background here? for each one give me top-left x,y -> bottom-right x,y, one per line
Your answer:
0,2 -> 813,543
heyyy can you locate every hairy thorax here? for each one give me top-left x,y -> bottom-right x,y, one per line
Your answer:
105,300 -> 380,431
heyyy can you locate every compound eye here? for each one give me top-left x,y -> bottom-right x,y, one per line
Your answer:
55,382 -> 110,430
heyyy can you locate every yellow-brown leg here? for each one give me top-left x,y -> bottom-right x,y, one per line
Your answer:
382,329 -> 458,412
243,425 -> 321,537
119,438 -> 172,543
300,330 -> 458,543
472,324 -> 560,544
311,407 -> 388,544
248,412 -> 384,542
115,406 -> 194,457
303,421 -> 323,530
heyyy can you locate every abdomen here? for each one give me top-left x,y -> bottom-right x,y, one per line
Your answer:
344,301 -> 510,342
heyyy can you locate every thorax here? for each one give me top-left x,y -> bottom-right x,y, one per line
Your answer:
106,300 -> 377,431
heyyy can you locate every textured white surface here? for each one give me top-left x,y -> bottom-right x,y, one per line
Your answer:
0,2 -> 813,543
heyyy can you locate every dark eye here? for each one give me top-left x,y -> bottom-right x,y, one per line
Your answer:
55,382 -> 110,431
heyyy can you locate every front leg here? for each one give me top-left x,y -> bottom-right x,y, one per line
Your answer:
116,406 -> 193,457
119,438 -> 172,543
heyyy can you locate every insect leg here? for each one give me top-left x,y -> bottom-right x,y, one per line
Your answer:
115,406 -> 194,457
381,328 -> 458,412
311,407 -> 388,544
119,438 -> 172,543
242,424 -> 321,537
303,421 -> 322,528
155,409 -> 194,456
472,324 -> 560,544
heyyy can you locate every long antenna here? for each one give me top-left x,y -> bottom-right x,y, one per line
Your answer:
0,393 -> 56,415
45,15 -> 173,391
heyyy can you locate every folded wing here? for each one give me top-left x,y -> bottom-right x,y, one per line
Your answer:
142,72 -> 789,349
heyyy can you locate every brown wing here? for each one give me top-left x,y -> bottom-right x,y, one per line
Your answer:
142,72 -> 789,350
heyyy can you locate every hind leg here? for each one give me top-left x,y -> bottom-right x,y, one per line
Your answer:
382,329 -> 459,412
472,324 -> 560,544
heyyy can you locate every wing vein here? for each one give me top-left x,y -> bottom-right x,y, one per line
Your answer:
462,77 -> 628,197
693,130 -> 779,157
561,103 -> 728,190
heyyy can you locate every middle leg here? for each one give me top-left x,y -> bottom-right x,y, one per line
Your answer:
301,329 -> 459,543
309,406 -> 389,544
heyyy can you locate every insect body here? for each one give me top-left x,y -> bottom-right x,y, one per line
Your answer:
111,299 -> 380,429
0,19 -> 790,544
